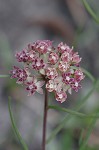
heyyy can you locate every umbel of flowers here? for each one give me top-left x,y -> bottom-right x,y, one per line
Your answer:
10,40 -> 85,103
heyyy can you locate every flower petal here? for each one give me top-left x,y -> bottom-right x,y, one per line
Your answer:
36,88 -> 43,94
36,81 -> 45,87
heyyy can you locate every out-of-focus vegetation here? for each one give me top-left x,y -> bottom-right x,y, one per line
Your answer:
0,0 -> 99,150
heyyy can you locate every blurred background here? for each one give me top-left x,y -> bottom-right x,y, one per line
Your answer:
0,0 -> 99,150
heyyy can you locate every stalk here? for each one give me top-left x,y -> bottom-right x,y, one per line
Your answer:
42,87 -> 48,150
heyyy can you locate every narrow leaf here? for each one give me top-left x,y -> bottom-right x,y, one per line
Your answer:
79,128 -> 84,145
48,105 -> 99,118
8,97 -> 28,150
82,0 -> 99,24
80,111 -> 98,150
0,75 -> 9,78
47,80 -> 99,144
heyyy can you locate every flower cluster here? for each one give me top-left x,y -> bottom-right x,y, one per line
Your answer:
10,40 -> 84,103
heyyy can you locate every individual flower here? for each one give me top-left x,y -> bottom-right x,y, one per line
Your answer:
72,52 -> 82,64
15,49 -> 36,63
32,57 -> 45,71
46,67 -> 58,79
15,50 -> 29,62
74,69 -> 85,82
46,77 -> 63,92
10,66 -> 28,84
55,91 -> 67,103
57,42 -> 73,53
33,40 -> 52,54
26,77 -> 45,96
62,72 -> 73,85
48,52 -> 59,64
46,80 -> 56,92
28,50 -> 36,62
70,80 -> 82,92
58,61 -> 70,72
61,51 -> 72,62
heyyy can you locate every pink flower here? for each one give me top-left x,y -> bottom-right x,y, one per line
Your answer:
32,57 -> 45,71
61,51 -> 72,62
70,80 -> 82,92
46,67 -> 58,79
46,77 -> 63,93
55,91 -> 67,103
62,72 -> 74,85
33,40 -> 52,54
58,61 -> 70,72
74,69 -> 85,82
72,52 -> 82,64
46,80 -> 56,92
26,77 -> 45,96
15,49 -> 36,63
48,52 -> 59,64
10,66 -> 28,84
15,50 -> 29,62
10,40 -> 84,103
28,50 -> 36,62
62,69 -> 84,92
58,42 -> 73,53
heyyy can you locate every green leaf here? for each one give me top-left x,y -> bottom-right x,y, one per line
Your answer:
79,128 -> 84,146
48,105 -> 99,118
47,80 -> 99,144
80,111 -> 98,150
8,97 -> 28,150
82,0 -> 99,24
0,75 -> 9,78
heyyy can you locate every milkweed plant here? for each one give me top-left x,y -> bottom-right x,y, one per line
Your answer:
10,40 -> 84,102
9,40 -> 85,150
0,0 -> 98,149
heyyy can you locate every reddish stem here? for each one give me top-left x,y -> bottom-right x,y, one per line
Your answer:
42,87 -> 48,150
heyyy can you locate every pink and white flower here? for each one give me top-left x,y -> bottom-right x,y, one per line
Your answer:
33,40 -> 52,54
32,57 -> 45,70
15,50 -> 29,62
15,49 -> 36,63
74,69 -> 85,82
61,51 -> 72,62
62,72 -> 73,85
46,80 -> 56,92
72,52 -> 82,64
48,52 -> 59,64
55,91 -> 67,103
10,66 -> 28,84
10,40 -> 84,103
58,61 -> 70,72
26,77 -> 45,96
46,67 -> 58,79
70,80 -> 82,92
58,42 -> 73,53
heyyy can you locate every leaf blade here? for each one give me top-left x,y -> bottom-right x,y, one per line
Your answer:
0,75 -> 9,78
48,105 -> 99,118
82,0 -> 99,24
79,111 -> 98,150
8,97 -> 28,150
